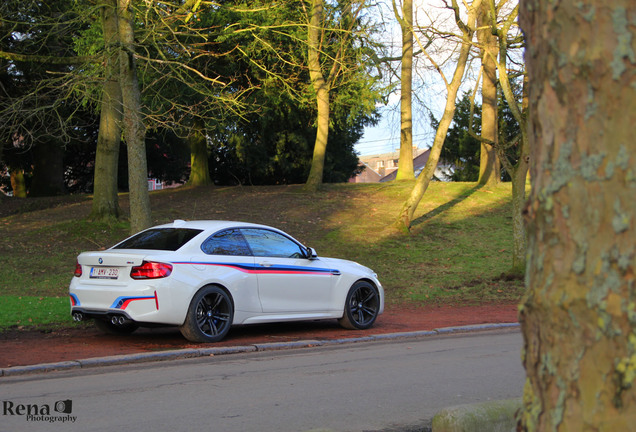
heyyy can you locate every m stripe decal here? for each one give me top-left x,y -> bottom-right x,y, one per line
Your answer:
111,291 -> 159,310
69,293 -> 80,306
174,262 -> 338,275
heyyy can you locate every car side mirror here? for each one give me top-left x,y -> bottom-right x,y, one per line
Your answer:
306,247 -> 318,259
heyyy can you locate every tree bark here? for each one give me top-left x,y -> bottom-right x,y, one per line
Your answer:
519,0 -> 636,430
395,0 -> 414,180
305,0 -> 329,191
477,0 -> 500,186
90,0 -> 122,221
118,0 -> 152,233
187,117 -> 211,186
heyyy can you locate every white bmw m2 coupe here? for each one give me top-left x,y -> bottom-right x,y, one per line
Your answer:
70,220 -> 384,342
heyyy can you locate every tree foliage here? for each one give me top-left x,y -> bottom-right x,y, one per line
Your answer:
434,92 -> 482,182
168,0 -> 381,186
1,0 -> 382,200
0,0 -> 98,197
434,85 -> 522,183
0,0 -> 93,146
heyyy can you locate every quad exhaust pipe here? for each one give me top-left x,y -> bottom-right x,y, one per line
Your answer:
72,311 -> 131,326
111,315 -> 130,326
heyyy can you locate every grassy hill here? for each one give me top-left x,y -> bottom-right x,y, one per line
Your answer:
0,181 -> 524,330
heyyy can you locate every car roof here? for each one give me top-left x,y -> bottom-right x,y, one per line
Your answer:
152,220 -> 276,232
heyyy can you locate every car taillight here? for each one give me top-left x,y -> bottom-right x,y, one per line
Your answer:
74,261 -> 82,277
130,261 -> 173,279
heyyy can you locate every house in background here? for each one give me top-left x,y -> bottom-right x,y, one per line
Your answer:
148,178 -> 164,191
147,178 -> 182,191
351,147 -> 450,183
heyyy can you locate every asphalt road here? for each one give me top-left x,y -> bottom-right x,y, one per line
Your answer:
0,329 -> 524,432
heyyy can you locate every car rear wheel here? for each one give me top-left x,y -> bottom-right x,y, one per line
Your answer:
338,281 -> 380,330
180,285 -> 233,343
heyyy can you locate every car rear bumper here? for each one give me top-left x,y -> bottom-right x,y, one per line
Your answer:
69,278 -> 186,325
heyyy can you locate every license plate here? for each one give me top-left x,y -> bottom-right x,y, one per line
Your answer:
90,267 -> 120,279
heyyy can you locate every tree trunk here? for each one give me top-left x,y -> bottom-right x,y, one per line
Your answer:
187,117 -> 211,186
519,0 -> 636,430
396,0 -> 481,231
90,0 -> 122,221
10,169 -> 27,198
118,0 -> 152,233
395,0 -> 414,180
29,141 -> 65,197
509,142 -> 528,274
488,1 -> 527,273
305,0 -> 329,191
509,74 -> 529,274
477,1 -> 500,186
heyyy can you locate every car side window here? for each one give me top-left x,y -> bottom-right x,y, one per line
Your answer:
113,228 -> 203,251
201,229 -> 252,256
240,229 -> 306,258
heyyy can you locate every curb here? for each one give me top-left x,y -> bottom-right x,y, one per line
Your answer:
0,322 -> 519,377
431,398 -> 522,432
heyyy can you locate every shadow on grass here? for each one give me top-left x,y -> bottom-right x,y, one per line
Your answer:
410,183 -> 485,228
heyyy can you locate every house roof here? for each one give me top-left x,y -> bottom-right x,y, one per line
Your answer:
352,164 -> 382,183
379,149 -> 431,182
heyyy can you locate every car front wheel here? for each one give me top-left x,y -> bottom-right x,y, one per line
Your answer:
180,285 -> 234,343
338,281 -> 380,330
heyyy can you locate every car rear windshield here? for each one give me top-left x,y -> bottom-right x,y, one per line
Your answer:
112,228 -> 203,251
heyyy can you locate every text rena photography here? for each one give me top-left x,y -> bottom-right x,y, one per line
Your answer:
2,399 -> 77,423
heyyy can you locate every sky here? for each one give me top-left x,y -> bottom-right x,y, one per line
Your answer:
353,0 -> 520,157
352,0 -> 455,157
355,109 -> 402,156
355,108 -> 433,156
354,82 -> 451,156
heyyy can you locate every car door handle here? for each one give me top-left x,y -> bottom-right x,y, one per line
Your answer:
259,262 -> 272,267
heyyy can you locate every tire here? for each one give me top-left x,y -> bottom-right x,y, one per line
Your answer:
94,318 -> 139,335
180,285 -> 234,343
338,280 -> 380,330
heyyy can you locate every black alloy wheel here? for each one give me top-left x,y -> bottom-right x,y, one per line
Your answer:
181,285 -> 233,343
338,281 -> 380,330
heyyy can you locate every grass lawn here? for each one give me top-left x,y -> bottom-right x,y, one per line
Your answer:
0,181 -> 525,330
